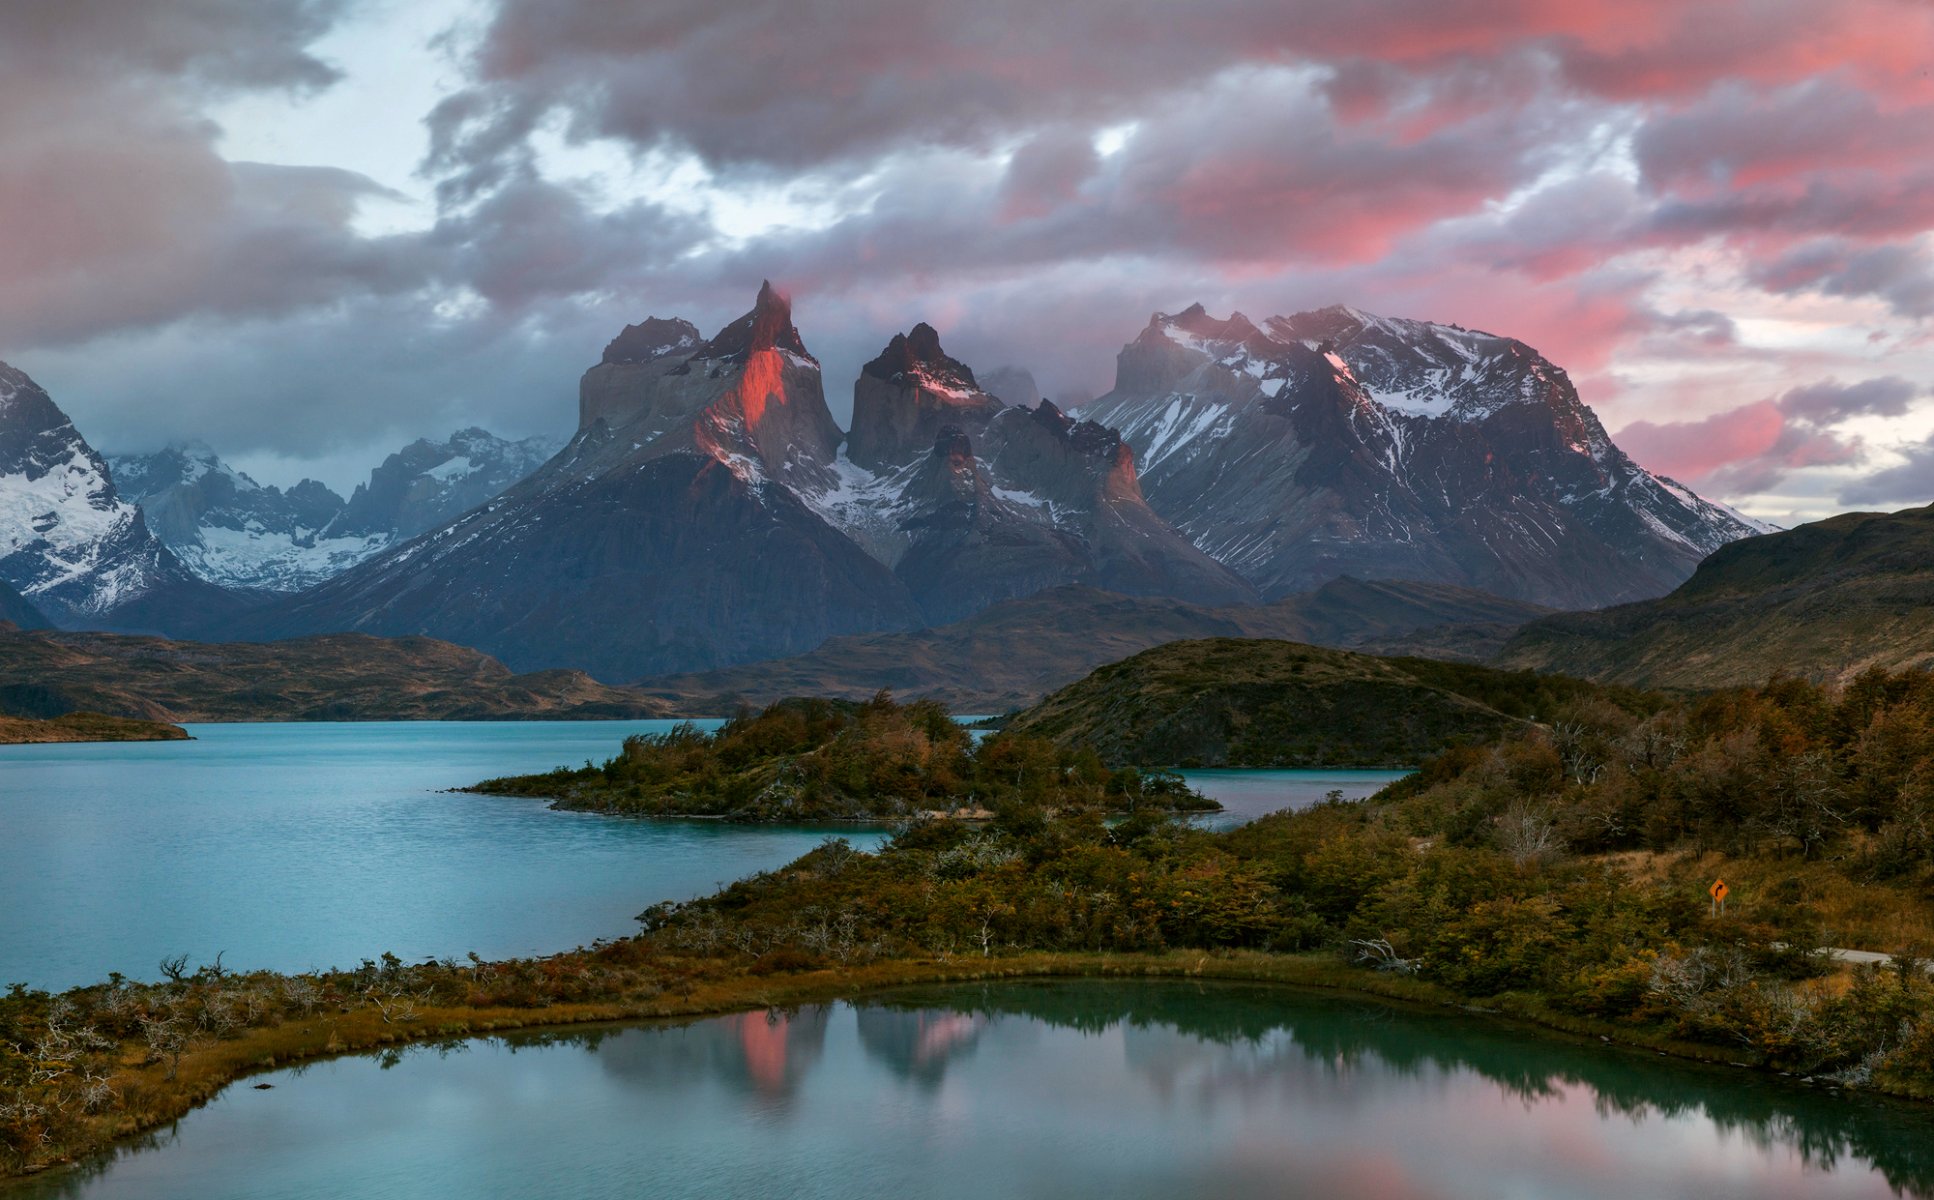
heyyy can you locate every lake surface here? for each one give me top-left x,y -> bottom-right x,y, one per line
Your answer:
1180,767 -> 1410,826
0,721 -> 872,991
0,723 -> 1403,991
15,980 -> 1934,1200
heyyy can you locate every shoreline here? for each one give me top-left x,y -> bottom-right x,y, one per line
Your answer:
6,947 -> 1924,1188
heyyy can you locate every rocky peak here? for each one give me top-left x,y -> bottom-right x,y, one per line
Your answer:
692,280 -> 814,365
601,317 -> 701,365
862,322 -> 980,391
1115,304 -> 1287,396
848,322 -> 1005,471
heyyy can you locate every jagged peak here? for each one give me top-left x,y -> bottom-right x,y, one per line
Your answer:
1021,401 -> 1124,459
862,322 -> 982,394
695,280 -> 816,366
1146,303 -> 1265,348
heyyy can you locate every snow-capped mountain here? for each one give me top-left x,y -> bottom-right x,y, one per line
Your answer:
803,323 -> 1254,622
234,284 -> 923,680
1079,304 -> 1770,609
109,430 -> 563,593
322,428 -> 563,544
108,443 -> 366,594
0,361 -> 241,630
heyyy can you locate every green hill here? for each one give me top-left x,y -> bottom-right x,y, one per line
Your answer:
1497,503 -> 1934,689
1006,638 -> 1639,767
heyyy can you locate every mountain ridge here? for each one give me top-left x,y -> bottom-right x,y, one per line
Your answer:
1079,302 -> 1768,609
1495,501 -> 1934,689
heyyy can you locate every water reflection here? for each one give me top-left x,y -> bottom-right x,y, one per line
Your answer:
18,982 -> 1934,1200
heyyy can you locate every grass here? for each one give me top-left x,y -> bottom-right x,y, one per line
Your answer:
1605,847 -> 1934,955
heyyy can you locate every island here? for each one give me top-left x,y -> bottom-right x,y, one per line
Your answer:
467,693 -> 1219,821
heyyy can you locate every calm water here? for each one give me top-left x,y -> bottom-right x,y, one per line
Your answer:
0,721 -> 888,991
15,980 -> 1934,1200
1180,767 -> 1409,826
0,723 -> 1403,992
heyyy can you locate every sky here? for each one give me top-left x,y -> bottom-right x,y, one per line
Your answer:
3,0 -> 1933,521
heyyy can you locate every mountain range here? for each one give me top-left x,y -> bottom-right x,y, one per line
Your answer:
2,286 -> 1771,682
107,430 -> 560,593
216,285 -> 1758,679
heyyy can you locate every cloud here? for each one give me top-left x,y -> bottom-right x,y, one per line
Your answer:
1775,377 -> 1920,424
1749,240 -> 1934,319
0,0 -> 436,349
1615,377 -> 1926,494
1840,439 -> 1934,508
4,0 -> 1934,518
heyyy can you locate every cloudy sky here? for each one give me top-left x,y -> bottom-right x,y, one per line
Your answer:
5,0 -> 1933,521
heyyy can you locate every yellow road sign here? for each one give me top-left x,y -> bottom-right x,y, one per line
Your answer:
1709,879 -> 1729,903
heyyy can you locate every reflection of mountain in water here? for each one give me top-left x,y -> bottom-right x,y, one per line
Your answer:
854,1007 -> 988,1089
582,1006 -> 832,1107
871,980 -> 1934,1197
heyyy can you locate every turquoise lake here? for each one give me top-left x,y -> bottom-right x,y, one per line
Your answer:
13,980 -> 1934,1200
0,723 -> 1402,990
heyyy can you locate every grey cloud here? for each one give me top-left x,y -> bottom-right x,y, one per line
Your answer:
1749,240 -> 1934,319
0,0 -> 350,93
1777,377 -> 1921,425
1840,438 -> 1934,507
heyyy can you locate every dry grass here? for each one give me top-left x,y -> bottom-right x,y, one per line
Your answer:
1597,847 -> 1934,954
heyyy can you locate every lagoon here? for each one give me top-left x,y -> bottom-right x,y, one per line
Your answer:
14,980 -> 1933,1200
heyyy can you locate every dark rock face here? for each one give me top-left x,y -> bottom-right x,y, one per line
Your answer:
0,577 -> 50,630
0,362 -> 243,631
847,323 -> 1003,470
891,428 -> 1094,624
237,286 -> 921,680
1081,304 -> 1767,609
808,324 -> 1257,623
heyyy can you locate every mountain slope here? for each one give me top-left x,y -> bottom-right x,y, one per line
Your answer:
0,361 -> 244,631
0,577 -> 50,630
1496,502 -> 1934,689
639,578 -> 1552,712
0,628 -> 671,722
1079,304 -> 1767,609
1006,637 -> 1618,767
805,323 -> 1255,622
236,284 -> 922,679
